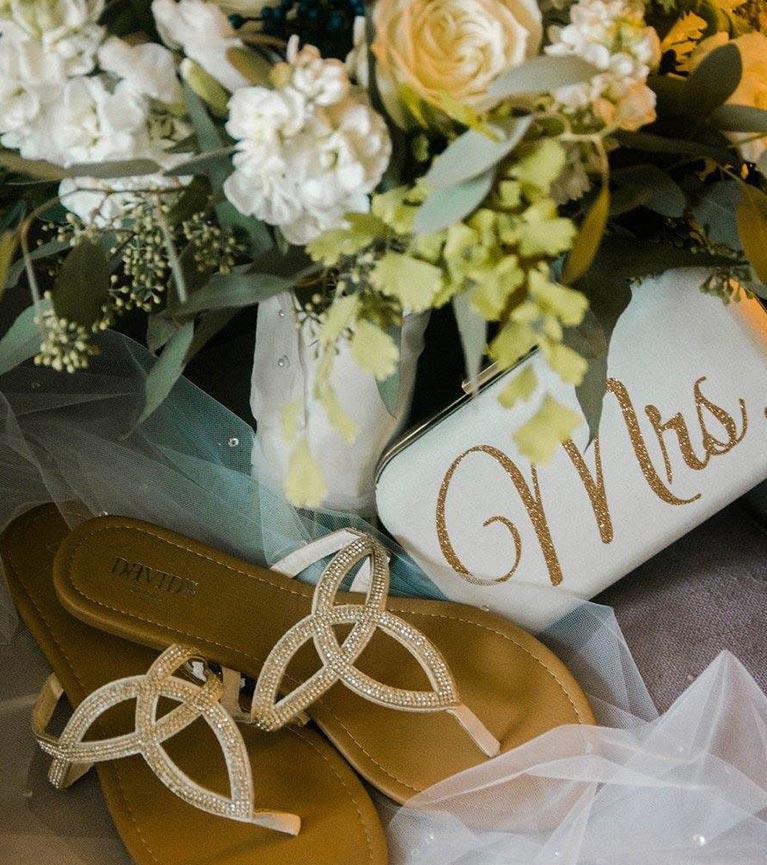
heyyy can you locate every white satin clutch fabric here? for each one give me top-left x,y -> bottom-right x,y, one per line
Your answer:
377,270 -> 767,631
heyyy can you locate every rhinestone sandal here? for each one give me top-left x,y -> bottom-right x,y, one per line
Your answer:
53,514 -> 595,804
1,505 -> 387,865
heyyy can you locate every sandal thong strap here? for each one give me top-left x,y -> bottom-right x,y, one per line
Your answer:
32,645 -> 301,835
233,530 -> 500,757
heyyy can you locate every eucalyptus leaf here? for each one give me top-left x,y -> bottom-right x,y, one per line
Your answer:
4,239 -> 70,290
489,55 -> 599,100
132,321 -> 194,429
171,271 -> 291,317
737,183 -> 767,285
414,169 -> 494,235
563,184 -> 610,285
424,116 -> 532,191
167,176 -> 212,225
182,83 -> 228,191
0,304 -> 42,376
562,310 -> 609,445
709,104 -> 767,134
692,180 -> 741,249
65,158 -> 162,179
185,309 -> 237,363
684,41 -> 742,116
226,46 -> 273,85
452,291 -> 486,392
611,165 -> 686,218
53,239 -> 110,328
164,147 -> 235,178
146,315 -> 179,354
0,151 -> 67,181
615,131 -> 731,162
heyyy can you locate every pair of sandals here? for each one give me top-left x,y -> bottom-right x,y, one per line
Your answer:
2,504 -> 594,865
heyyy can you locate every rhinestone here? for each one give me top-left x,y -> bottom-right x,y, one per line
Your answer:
35,646 -> 294,832
277,355 -> 289,368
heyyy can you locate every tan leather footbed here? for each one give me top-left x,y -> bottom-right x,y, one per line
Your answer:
2,505 -> 387,865
54,514 -> 596,805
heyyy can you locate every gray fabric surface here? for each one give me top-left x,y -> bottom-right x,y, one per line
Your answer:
597,502 -> 767,711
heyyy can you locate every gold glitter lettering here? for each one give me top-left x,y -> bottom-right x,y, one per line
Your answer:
606,378 -> 700,506
437,445 -> 562,586
562,438 -> 614,544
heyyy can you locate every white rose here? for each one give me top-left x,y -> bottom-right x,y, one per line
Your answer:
691,32 -> 767,168
98,37 -> 183,105
372,0 -> 543,125
152,0 -> 249,92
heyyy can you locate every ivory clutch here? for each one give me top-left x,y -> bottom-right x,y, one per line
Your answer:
375,269 -> 767,631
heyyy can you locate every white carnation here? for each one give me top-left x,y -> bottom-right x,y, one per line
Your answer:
98,37 -> 182,105
224,42 -> 391,245
547,0 -> 660,132
0,0 -> 105,75
152,0 -> 249,92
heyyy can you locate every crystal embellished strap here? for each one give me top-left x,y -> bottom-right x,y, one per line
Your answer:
250,530 -> 500,757
272,528 -> 389,592
32,646 -> 300,835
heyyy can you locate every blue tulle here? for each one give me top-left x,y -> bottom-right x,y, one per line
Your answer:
0,330 -> 443,642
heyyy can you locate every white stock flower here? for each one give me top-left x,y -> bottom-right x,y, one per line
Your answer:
0,0 -> 105,74
98,37 -> 183,105
41,75 -> 151,166
224,42 -> 391,244
152,0 -> 249,92
286,36 -> 349,106
0,35 -> 66,150
547,0 -> 660,131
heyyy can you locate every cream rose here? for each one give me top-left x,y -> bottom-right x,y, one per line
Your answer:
372,0 -> 543,126
691,32 -> 767,168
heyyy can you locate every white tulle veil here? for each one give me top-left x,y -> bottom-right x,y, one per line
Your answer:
1,330 -> 766,864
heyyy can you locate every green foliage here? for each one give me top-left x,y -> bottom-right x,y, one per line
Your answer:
53,240 -> 110,328
488,56 -> 600,100
683,41 -> 742,116
692,180 -> 742,249
0,304 -> 43,376
133,322 -> 195,429
737,183 -> 767,285
563,185 -> 610,285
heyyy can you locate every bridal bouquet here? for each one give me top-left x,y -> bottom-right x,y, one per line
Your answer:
0,0 -> 765,505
